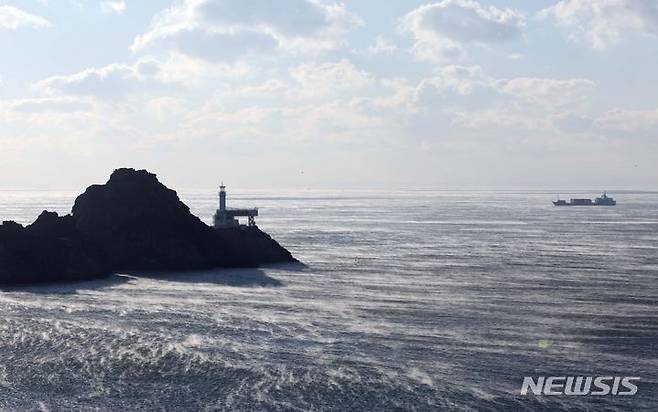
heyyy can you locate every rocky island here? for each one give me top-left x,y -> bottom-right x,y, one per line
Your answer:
0,168 -> 296,285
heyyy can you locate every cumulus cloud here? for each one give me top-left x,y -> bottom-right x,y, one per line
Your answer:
234,79 -> 288,98
171,29 -> 278,62
101,1 -> 127,15
595,108 -> 658,132
366,36 -> 398,55
33,58 -> 168,99
412,65 -> 593,103
289,59 -> 375,97
0,5 -> 51,29
132,0 -> 363,59
193,0 -> 358,36
407,65 -> 596,130
416,65 -> 491,96
220,59 -> 376,103
539,0 -> 658,50
253,63 -> 595,141
496,77 -> 595,108
8,97 -> 92,113
190,99 -> 391,147
32,54 -> 253,100
399,0 -> 525,62
552,113 -> 594,133
152,53 -> 253,84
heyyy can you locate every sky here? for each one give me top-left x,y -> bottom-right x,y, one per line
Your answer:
1,0 -> 658,190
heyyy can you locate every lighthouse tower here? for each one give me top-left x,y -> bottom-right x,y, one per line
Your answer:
219,183 -> 226,214
214,183 -> 232,228
213,183 -> 258,229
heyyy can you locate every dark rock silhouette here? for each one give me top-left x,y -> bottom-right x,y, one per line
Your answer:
72,168 -> 229,271
0,168 -> 296,285
0,213 -> 108,284
216,227 -> 298,265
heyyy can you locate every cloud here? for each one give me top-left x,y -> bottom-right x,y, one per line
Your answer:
289,59 -> 375,98
416,65 -> 491,96
413,66 -> 594,102
594,108 -> 658,132
366,36 -> 398,55
131,0 -> 363,59
152,53 -> 253,85
189,100 -> 391,147
399,0 -> 525,62
234,79 -> 288,98
496,77 -> 595,108
101,1 -> 126,15
170,29 -> 278,62
552,113 -> 593,133
220,63 -> 596,144
0,5 -> 51,29
8,97 -> 92,113
193,0 -> 357,36
32,54 -> 253,100
539,0 -> 658,50
407,66 -> 596,131
35,62 -> 150,98
214,59 -> 376,102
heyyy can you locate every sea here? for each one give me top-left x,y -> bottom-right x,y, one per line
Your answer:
0,189 -> 656,411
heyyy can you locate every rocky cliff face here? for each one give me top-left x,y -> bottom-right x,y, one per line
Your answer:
0,168 -> 296,285
216,226 -> 298,266
72,168 -> 230,271
0,213 -> 108,285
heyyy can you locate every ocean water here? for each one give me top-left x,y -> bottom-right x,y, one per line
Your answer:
0,189 -> 656,411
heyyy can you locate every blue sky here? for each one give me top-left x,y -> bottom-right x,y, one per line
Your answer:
1,0 -> 657,189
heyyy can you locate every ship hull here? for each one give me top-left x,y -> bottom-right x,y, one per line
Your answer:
553,194 -> 616,206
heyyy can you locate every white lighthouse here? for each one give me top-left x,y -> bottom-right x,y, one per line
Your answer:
213,183 -> 258,229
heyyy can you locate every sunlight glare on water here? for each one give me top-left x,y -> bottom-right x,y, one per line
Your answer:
0,189 -> 657,410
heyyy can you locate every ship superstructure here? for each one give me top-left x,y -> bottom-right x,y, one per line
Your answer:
553,192 -> 616,206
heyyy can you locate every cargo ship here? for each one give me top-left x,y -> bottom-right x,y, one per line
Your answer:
553,192 -> 616,206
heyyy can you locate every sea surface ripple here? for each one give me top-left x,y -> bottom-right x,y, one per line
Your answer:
0,189 -> 656,411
